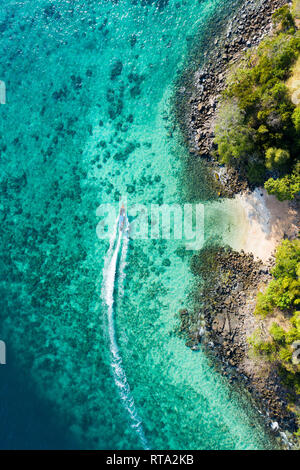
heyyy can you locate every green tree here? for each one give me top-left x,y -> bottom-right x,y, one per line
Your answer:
214,102 -> 255,166
251,239 -> 300,401
273,239 -> 300,279
255,239 -> 300,314
214,7 -> 300,196
269,322 -> 286,343
265,147 -> 290,169
292,107 -> 300,133
264,171 -> 300,200
272,5 -> 296,32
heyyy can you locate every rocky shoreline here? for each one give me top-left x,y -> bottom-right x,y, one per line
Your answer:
176,245 -> 297,447
175,0 -> 299,448
175,0 -> 290,197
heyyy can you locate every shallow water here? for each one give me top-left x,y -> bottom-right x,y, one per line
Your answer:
0,0 -> 276,449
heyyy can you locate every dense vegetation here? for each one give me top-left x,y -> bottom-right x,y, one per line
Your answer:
214,4 -> 300,200
249,238 -> 300,428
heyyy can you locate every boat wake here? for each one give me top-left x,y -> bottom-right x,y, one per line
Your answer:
101,215 -> 149,450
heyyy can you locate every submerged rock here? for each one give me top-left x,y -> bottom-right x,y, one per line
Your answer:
110,60 -> 123,80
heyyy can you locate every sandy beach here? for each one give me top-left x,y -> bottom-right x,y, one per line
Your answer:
233,189 -> 299,261
206,188 -> 299,262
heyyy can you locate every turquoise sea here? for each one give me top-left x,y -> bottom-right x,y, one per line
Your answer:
0,0 -> 277,449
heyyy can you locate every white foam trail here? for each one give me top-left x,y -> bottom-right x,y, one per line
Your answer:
118,222 -> 129,298
102,216 -> 149,449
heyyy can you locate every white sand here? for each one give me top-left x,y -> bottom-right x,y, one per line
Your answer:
223,188 -> 299,261
204,188 -> 298,262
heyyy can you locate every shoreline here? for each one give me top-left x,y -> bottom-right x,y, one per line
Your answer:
211,188 -> 299,262
177,0 -> 289,157
175,0 -> 290,197
175,0 -> 299,448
